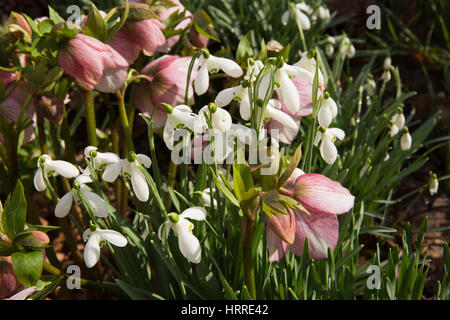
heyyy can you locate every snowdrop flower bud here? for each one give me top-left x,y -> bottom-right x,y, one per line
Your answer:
55,174 -> 109,218
325,36 -> 335,56
347,44 -> 356,59
389,111 -> 405,137
317,6 -> 331,21
428,172 -> 438,196
400,128 -> 412,151
84,146 -> 120,171
34,155 -> 79,192
383,56 -> 392,70
83,228 -> 127,268
102,152 -> 152,202
158,207 -> 207,263
317,93 -> 338,127
381,69 -> 391,83
194,52 -> 243,95
314,126 -> 345,165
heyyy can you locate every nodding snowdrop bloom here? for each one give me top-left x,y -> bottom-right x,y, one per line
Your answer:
281,2 -> 312,30
162,104 -> 205,150
200,188 -> 218,209
381,69 -> 391,83
83,228 -> 127,268
383,56 -> 392,70
325,36 -> 335,56
158,207 -> 207,263
428,172 -> 438,196
364,77 -> 377,96
294,52 -> 324,89
317,94 -> 338,128
314,127 -> 345,165
389,111 -> 405,137
34,155 -> 79,192
316,6 -> 331,21
84,146 -> 120,171
400,129 -> 412,151
194,52 -> 243,95
264,99 -> 299,133
102,152 -> 152,202
55,174 -> 109,218
198,103 -> 232,133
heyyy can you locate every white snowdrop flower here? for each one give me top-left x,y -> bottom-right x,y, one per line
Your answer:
34,154 -> 79,192
198,103 -> 232,133
316,6 -> 331,21
389,111 -> 405,137
294,52 -> 324,89
194,53 -> 243,95
400,130 -> 412,151
384,152 -> 390,162
55,174 -> 109,218
314,127 -> 345,165
347,44 -> 356,58
158,207 -> 207,264
383,56 -> 392,70
325,36 -> 335,56
102,152 -> 152,202
162,104 -> 205,150
364,78 -> 377,96
264,99 -> 298,131
200,188 -> 218,209
282,2 -> 312,29
83,228 -> 127,268
84,146 -> 120,171
317,94 -> 338,127
381,69 -> 391,83
429,173 -> 438,196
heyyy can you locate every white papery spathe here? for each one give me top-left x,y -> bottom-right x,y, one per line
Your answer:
158,207 -> 207,264
317,95 -> 338,127
84,146 -> 120,171
102,153 -> 152,202
194,54 -> 243,95
400,131 -> 412,151
314,127 -> 345,165
163,105 -> 205,150
34,154 -> 80,192
198,104 -> 232,133
281,3 -> 312,29
389,112 -> 405,137
83,228 -> 127,268
55,174 -> 109,218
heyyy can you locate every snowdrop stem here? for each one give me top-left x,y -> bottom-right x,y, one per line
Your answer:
241,216 -> 256,299
84,89 -> 98,147
142,114 -> 164,197
136,162 -> 168,216
290,4 -> 307,52
116,90 -> 135,152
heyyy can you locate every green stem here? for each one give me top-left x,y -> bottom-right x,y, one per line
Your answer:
116,90 -> 135,152
241,216 -> 256,299
84,90 -> 98,147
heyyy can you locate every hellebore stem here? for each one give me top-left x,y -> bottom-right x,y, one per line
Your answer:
241,215 -> 256,299
84,89 -> 98,147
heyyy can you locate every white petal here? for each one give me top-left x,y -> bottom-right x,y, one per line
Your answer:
281,10 -> 290,25
75,174 -> 93,185
320,138 -> 338,165
55,191 -> 74,218
194,62 -> 209,95
97,229 -> 127,247
102,161 -> 123,182
285,64 -> 315,83
137,154 -> 152,168
177,229 -> 202,263
84,234 -> 101,268
180,207 -> 207,221
158,221 -> 172,242
239,93 -> 252,121
328,128 -> 345,141
84,146 -> 98,158
265,105 -> 298,130
318,105 -> 333,127
34,167 -> 46,192
215,86 -> 241,107
277,70 -> 300,113
210,56 -> 243,78
131,170 -> 149,202
295,10 -> 311,30
48,160 -> 80,178
163,120 -> 176,150
394,113 -> 405,129
82,189 -> 109,218
400,132 -> 412,150
313,131 -> 322,146
212,108 -> 232,133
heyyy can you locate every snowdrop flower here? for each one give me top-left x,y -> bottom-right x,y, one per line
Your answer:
83,228 -> 127,268
381,69 -> 391,83
429,172 -> 438,196
162,104 -> 205,150
34,155 -> 79,192
317,93 -> 338,127
400,129 -> 412,151
263,99 -> 299,133
294,52 -> 324,89
383,56 -> 392,70
389,111 -> 405,137
158,207 -> 207,263
281,2 -> 312,30
102,152 -> 152,202
84,146 -> 120,171
198,103 -> 232,133
314,127 -> 345,165
55,174 -> 109,218
200,188 -> 218,209
325,36 -> 335,56
364,77 -> 377,96
347,44 -> 356,58
316,6 -> 331,21
194,52 -> 243,95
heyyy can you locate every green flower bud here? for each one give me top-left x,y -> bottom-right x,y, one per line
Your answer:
168,212 -> 179,223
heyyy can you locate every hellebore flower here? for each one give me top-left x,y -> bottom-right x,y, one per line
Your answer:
158,207 -> 207,263
0,256 -> 21,299
265,168 -> 354,261
163,104 -> 205,150
314,127 -> 345,165
58,33 -> 128,93
135,55 -> 196,130
194,53 -> 243,96
84,146 -> 120,171
55,174 -> 109,218
83,228 -> 127,268
102,153 -> 152,202
109,18 -> 166,65
34,154 -> 79,192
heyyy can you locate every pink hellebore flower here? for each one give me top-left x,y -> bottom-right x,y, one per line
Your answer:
109,19 -> 166,65
135,55 -> 196,129
265,168 -> 354,261
58,33 -> 128,93
265,78 -> 314,144
0,256 -> 36,300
